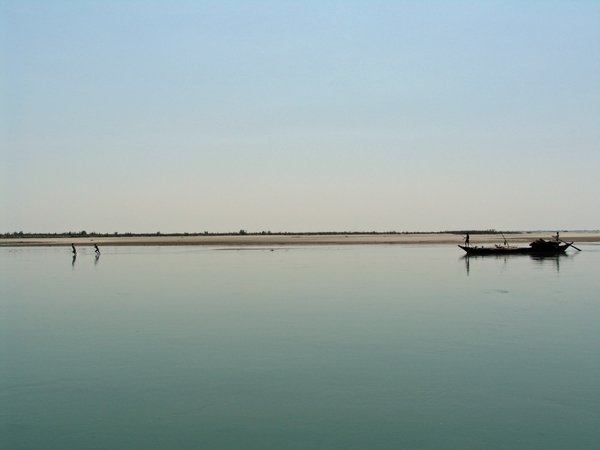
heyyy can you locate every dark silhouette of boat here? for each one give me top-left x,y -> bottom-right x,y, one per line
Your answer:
459,238 -> 572,255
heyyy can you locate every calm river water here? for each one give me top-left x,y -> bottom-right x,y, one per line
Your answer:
1,244 -> 599,449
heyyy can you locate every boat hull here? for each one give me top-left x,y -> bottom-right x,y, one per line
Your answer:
458,243 -> 571,255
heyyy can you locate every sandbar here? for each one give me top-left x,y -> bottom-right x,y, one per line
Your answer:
1,232 -> 599,247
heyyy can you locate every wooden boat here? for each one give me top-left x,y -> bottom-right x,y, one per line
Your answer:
459,239 -> 572,255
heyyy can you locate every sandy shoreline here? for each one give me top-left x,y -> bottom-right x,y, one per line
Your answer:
1,232 -> 599,247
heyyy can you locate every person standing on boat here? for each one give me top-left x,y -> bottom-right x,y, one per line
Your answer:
465,233 -> 470,247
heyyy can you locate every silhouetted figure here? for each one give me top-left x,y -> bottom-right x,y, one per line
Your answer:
556,231 -> 560,241
465,233 -> 470,247
94,244 -> 101,256
71,243 -> 77,255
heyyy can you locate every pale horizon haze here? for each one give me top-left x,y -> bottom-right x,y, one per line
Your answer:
1,1 -> 598,234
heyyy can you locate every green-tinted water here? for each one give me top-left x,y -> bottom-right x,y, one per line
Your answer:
1,245 -> 599,449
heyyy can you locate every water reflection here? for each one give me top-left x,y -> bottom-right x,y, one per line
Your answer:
462,252 -> 577,274
531,252 -> 581,272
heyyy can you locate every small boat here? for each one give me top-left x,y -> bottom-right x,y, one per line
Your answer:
459,238 -> 572,255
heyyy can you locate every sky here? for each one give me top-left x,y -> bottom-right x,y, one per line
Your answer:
1,1 -> 598,234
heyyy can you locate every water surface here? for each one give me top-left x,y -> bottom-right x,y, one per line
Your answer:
1,244 -> 599,449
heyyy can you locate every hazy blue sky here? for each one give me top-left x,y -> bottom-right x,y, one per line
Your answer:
1,1 -> 598,233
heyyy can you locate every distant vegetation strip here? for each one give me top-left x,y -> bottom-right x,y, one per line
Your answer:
3,229 -> 517,239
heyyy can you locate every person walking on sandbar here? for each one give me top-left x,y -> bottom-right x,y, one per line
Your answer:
94,244 -> 101,256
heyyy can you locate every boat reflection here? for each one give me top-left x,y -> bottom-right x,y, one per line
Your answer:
462,252 -> 576,275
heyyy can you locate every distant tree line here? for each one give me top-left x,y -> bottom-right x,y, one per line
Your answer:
1,229 -> 522,238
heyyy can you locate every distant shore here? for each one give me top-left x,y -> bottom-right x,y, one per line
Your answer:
1,232 -> 599,247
